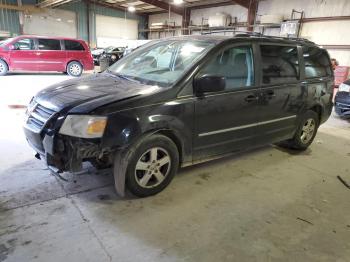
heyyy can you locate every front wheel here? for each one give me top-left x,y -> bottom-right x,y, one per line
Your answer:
121,135 -> 179,197
66,61 -> 83,77
279,110 -> 319,150
0,59 -> 8,76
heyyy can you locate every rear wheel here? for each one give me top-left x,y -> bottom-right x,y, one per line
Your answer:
0,60 -> 8,76
67,61 -> 83,77
278,110 -> 319,150
122,135 -> 179,197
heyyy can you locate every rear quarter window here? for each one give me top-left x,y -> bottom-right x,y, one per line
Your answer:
64,40 -> 85,51
303,47 -> 332,78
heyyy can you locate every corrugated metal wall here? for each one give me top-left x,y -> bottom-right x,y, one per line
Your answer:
0,0 -> 21,36
0,0 -> 146,42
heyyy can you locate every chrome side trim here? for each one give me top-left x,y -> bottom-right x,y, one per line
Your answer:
198,115 -> 297,137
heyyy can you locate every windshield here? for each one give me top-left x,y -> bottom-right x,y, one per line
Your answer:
0,38 -> 13,46
108,40 -> 215,87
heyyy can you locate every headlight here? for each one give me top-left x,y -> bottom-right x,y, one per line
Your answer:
339,83 -> 350,93
59,115 -> 107,138
111,54 -> 117,60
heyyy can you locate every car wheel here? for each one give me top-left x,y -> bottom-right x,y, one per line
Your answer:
279,110 -> 319,150
0,60 -> 8,76
67,61 -> 83,77
123,135 -> 179,197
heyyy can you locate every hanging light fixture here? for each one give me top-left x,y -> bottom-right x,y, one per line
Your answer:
173,0 -> 184,4
128,6 -> 136,12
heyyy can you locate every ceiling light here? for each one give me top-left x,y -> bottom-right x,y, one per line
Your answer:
173,0 -> 183,5
128,6 -> 136,12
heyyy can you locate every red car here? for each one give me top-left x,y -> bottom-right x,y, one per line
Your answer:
0,35 -> 94,77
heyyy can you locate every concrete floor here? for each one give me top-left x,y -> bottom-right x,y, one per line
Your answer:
0,73 -> 350,262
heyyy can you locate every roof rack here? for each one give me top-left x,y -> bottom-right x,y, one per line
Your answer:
201,30 -> 315,44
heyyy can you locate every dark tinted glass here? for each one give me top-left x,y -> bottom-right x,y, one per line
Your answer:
14,38 -> 35,50
38,39 -> 61,50
260,45 -> 299,84
200,45 -> 254,90
303,47 -> 332,78
64,40 -> 85,51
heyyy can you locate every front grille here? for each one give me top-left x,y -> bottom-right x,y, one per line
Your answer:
26,103 -> 57,133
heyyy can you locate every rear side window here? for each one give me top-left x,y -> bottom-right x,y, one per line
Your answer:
260,45 -> 299,85
303,47 -> 332,78
38,39 -> 61,50
200,45 -> 254,90
14,38 -> 35,50
64,40 -> 85,51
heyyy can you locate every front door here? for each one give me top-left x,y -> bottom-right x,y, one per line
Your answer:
255,44 -> 302,145
9,38 -> 38,71
193,44 -> 261,161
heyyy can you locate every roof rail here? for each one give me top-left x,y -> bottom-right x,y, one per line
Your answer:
201,30 -> 262,36
201,29 -> 315,44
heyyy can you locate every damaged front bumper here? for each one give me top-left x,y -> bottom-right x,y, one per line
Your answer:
23,102 -> 112,173
24,125 -> 111,173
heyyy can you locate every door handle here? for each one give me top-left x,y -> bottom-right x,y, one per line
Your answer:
36,52 -> 41,56
264,91 -> 276,99
245,95 -> 258,103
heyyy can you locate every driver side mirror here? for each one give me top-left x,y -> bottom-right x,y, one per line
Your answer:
194,75 -> 226,95
8,44 -> 15,50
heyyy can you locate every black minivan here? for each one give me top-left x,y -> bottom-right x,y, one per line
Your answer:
24,35 -> 334,197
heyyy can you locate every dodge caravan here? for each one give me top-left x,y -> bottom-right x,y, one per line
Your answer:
23,35 -> 334,197
0,35 -> 94,76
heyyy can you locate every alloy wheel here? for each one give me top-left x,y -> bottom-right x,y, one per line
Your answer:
0,63 -> 4,73
69,64 -> 81,76
300,118 -> 316,144
134,147 -> 171,189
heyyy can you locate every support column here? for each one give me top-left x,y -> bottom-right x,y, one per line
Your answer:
247,0 -> 258,31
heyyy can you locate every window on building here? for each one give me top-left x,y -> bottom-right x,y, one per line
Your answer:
260,45 -> 299,85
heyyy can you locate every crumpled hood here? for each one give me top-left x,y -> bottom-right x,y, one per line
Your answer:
35,73 -> 162,113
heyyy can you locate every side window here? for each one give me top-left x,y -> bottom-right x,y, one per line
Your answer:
38,39 -> 61,50
303,47 -> 332,78
64,40 -> 85,51
260,45 -> 299,85
200,45 -> 254,90
14,38 -> 35,50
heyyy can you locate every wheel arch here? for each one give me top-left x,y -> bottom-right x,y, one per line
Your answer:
0,58 -> 9,69
308,104 -> 323,122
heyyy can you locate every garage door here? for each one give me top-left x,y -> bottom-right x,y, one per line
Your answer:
96,14 -> 138,40
23,9 -> 77,38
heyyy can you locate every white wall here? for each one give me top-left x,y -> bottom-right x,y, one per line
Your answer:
258,0 -> 350,66
148,12 -> 183,39
190,5 -> 247,25
96,14 -> 138,40
23,9 -> 77,38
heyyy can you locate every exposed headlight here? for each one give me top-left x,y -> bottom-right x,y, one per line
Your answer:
111,54 -> 117,60
339,83 -> 350,93
59,115 -> 107,138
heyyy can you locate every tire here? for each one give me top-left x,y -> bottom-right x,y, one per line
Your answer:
0,59 -> 8,76
279,110 -> 319,150
123,134 -> 179,197
66,61 -> 83,77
